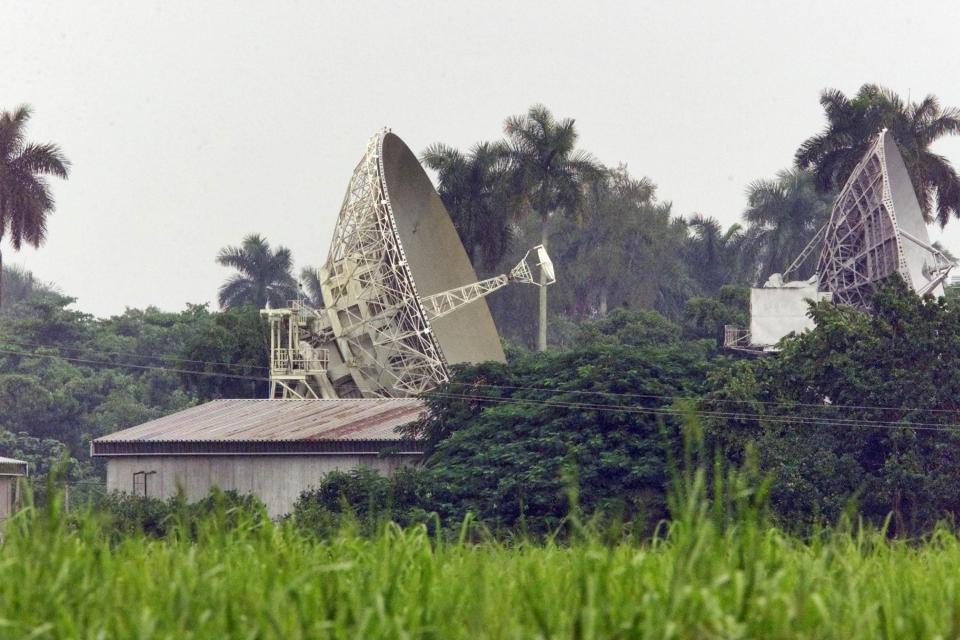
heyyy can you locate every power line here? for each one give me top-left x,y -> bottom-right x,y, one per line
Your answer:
421,390 -> 960,433
0,348 -> 270,382
425,390 -> 960,433
2,335 -> 958,418
3,342 -> 959,434
0,337 -> 269,372
444,381 -> 960,417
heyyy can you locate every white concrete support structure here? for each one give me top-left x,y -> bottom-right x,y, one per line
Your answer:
725,278 -> 832,354
749,280 -> 831,350
262,300 -> 333,399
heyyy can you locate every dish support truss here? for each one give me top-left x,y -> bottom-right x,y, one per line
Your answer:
420,245 -> 554,320
318,131 -> 449,397
817,132 -> 953,311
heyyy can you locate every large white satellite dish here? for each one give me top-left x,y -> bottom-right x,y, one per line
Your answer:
262,130 -> 555,399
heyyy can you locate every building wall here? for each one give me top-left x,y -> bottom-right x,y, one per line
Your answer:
105,454 -> 419,518
750,285 -> 831,347
0,477 -> 13,526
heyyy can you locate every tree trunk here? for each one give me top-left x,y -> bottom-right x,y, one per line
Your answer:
0,246 -> 5,312
599,286 -> 608,316
537,220 -> 548,351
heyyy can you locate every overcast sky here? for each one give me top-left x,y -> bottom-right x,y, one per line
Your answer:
4,0 -> 960,317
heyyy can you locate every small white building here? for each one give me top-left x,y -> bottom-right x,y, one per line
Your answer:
725,277 -> 832,353
747,278 -> 832,349
0,456 -> 28,527
90,398 -> 425,517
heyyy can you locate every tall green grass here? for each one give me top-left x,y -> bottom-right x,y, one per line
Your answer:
2,473 -> 960,637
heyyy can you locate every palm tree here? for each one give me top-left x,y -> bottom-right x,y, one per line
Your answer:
420,141 -> 515,272
0,106 -> 70,306
216,234 -> 298,309
503,104 -> 601,350
685,215 -> 749,296
299,266 -> 323,306
933,240 -> 957,265
743,168 -> 833,283
796,84 -> 960,225
576,165 -> 657,314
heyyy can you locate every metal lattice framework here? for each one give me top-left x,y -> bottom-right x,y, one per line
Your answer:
319,131 -> 449,397
262,301 -> 331,399
817,131 -> 952,311
420,245 -> 554,320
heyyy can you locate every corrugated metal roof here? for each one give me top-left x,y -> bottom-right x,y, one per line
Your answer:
0,456 -> 28,476
93,399 -> 425,444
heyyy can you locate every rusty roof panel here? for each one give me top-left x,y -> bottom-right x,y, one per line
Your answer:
0,456 -> 28,476
92,399 -> 425,444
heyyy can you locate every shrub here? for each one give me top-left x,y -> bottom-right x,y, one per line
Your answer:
292,466 -> 435,536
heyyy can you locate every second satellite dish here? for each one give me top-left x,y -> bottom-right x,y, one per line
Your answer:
818,130 -> 952,310
726,129 -> 954,352
263,129 -> 555,399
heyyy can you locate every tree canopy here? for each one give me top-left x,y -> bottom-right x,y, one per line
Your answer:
742,168 -> 834,283
503,105 -> 602,350
0,280 -> 267,477
420,141 -> 517,271
704,277 -> 960,534
796,84 -> 960,225
216,234 -> 298,309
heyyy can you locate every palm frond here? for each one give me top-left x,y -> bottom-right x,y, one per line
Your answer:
300,266 -> 324,306
420,143 -> 462,169
218,275 -> 253,309
0,106 -> 31,158
216,245 -> 254,272
15,143 -> 70,178
0,105 -> 69,266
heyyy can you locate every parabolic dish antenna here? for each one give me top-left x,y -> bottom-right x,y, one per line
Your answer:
262,129 -> 555,399
725,130 -> 953,353
817,130 -> 952,311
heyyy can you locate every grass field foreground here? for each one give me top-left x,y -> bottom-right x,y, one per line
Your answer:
2,473 -> 960,639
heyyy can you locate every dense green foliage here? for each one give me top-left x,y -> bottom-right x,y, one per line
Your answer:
413,313 -> 716,533
88,488 -> 270,540
0,264 -> 55,313
705,277 -> 960,535
681,285 -> 749,342
293,310 -> 720,535
0,284 -> 268,488
288,281 -> 960,538
292,467 -> 435,537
